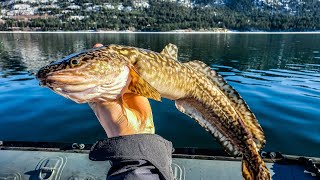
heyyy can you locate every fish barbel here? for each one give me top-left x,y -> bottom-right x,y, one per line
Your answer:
37,44 -> 270,180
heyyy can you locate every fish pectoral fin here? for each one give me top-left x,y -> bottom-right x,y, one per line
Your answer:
121,93 -> 155,132
242,155 -> 270,180
184,60 -> 266,151
160,43 -> 178,60
128,65 -> 161,101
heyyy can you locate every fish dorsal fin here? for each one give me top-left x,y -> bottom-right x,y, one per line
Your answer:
128,65 -> 161,101
160,43 -> 178,60
184,60 -> 266,150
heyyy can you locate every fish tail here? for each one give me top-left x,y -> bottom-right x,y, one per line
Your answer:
242,156 -> 254,180
242,151 -> 270,180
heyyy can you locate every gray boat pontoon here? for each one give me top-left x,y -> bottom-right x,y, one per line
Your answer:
0,141 -> 319,180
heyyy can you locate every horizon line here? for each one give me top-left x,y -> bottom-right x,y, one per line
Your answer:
0,31 -> 320,34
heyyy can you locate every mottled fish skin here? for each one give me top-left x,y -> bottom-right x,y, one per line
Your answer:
106,45 -> 194,99
183,60 -> 266,151
107,44 -> 270,179
37,44 -> 270,180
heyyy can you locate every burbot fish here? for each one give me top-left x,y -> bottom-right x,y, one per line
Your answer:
37,44 -> 270,180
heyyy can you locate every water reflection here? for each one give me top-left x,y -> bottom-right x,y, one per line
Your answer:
0,33 -> 319,157
0,33 -> 319,73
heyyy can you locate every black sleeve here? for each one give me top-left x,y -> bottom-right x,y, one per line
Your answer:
89,134 -> 174,180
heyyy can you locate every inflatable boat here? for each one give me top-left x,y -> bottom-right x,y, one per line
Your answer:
0,141 -> 319,179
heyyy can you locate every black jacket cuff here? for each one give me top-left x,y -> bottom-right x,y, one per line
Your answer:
89,134 -> 174,180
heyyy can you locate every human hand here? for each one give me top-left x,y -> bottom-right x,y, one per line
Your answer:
89,43 -> 155,138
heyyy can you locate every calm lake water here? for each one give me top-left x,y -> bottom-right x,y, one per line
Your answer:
0,33 -> 319,157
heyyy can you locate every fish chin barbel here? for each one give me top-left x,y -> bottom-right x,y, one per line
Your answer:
37,44 -> 270,180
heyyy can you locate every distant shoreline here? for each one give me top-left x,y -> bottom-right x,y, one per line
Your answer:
0,31 -> 320,34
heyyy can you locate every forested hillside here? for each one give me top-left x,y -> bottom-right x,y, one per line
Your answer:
0,0 -> 319,31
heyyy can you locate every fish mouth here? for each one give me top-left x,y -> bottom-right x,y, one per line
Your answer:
46,74 -> 92,84
46,75 -> 96,91
37,71 -> 97,94
42,75 -> 100,103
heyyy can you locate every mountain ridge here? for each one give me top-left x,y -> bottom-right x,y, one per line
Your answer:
0,0 -> 319,31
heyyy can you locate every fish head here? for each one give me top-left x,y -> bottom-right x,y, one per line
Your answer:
36,46 -> 131,103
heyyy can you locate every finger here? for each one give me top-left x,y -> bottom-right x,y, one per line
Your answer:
89,92 -> 155,137
90,100 -> 128,136
93,43 -> 104,48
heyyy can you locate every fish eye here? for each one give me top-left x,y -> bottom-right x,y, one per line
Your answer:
71,59 -> 80,65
